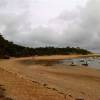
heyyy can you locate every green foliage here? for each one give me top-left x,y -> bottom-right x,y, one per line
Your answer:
0,34 -> 91,58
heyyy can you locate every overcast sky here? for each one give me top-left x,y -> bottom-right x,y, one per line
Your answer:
0,0 -> 100,52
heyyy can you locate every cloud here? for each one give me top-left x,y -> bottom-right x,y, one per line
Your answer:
47,0 -> 100,52
0,0 -> 100,52
79,0 -> 100,51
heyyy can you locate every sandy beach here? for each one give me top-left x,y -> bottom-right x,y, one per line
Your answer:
0,55 -> 100,100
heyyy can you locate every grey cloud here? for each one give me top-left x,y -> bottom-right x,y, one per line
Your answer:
57,0 -> 100,52
0,0 -> 100,52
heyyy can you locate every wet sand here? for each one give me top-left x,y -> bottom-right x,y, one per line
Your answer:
0,55 -> 100,100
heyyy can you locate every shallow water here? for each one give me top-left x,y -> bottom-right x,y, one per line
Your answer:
19,59 -> 61,66
62,57 -> 100,69
19,57 -> 100,69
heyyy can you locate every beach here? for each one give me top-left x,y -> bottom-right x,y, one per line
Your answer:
0,55 -> 100,100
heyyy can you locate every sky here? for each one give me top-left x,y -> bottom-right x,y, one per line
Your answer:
0,0 -> 100,52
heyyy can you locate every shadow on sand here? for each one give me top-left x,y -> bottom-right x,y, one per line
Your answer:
0,85 -> 13,100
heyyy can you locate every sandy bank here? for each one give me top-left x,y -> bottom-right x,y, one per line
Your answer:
13,55 -> 80,61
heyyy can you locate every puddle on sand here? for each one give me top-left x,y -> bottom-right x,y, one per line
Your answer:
18,59 -> 61,66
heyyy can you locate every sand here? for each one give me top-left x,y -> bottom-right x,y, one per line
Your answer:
0,55 -> 100,100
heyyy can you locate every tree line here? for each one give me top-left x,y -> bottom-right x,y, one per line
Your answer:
0,34 -> 91,58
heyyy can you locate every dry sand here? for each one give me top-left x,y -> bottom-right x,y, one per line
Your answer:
16,55 -> 80,60
0,55 -> 100,100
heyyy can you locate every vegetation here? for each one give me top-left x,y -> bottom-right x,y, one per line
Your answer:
0,34 -> 91,58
